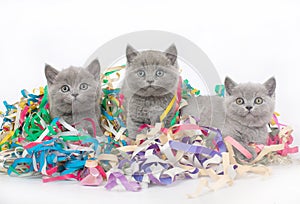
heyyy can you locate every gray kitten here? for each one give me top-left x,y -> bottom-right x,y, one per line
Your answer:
121,44 -> 180,139
182,77 -> 276,161
45,59 -> 102,136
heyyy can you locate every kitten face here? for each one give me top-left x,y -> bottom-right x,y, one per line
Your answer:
45,60 -> 101,117
224,77 -> 276,127
124,44 -> 179,97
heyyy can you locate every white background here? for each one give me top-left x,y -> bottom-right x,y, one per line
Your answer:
0,0 -> 300,203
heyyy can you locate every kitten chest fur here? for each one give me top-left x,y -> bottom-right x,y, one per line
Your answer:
127,93 -> 175,125
223,117 -> 268,144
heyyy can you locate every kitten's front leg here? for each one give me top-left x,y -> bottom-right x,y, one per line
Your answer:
74,118 -> 102,136
87,117 -> 103,137
62,115 -> 73,126
233,129 -> 269,162
233,141 -> 257,163
126,119 -> 146,139
72,109 -> 102,137
149,111 -> 160,126
254,127 -> 269,145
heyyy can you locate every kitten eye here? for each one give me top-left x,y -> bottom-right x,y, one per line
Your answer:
61,85 -> 70,93
137,70 -> 145,77
236,97 -> 244,105
80,83 -> 89,90
156,70 -> 164,77
254,97 -> 263,104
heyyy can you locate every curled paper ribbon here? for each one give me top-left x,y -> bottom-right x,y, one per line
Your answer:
214,85 -> 225,97
105,171 -> 141,192
104,123 -> 229,191
80,160 -> 106,186
224,136 -> 253,160
268,114 -> 298,156
0,65 -> 297,199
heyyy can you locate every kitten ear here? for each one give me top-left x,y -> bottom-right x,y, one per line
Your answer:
264,77 -> 276,97
165,44 -> 177,65
126,44 -> 139,63
86,59 -> 101,80
45,64 -> 59,85
224,77 -> 237,96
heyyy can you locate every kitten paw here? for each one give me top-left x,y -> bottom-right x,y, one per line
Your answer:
234,146 -> 257,163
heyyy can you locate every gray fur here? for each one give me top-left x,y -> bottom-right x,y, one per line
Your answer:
182,77 -> 276,161
121,44 -> 180,138
45,59 -> 102,136
182,95 -> 226,129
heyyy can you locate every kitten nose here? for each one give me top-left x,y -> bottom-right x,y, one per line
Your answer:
246,106 -> 253,111
147,79 -> 154,84
72,93 -> 79,98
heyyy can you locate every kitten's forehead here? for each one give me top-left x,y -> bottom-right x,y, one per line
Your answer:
129,50 -> 171,68
233,82 -> 268,98
55,66 -> 93,85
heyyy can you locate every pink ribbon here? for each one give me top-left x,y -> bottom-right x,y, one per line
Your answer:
224,136 -> 253,159
19,106 -> 29,126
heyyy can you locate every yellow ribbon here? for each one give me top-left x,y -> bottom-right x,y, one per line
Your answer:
0,131 -> 14,146
159,94 -> 176,122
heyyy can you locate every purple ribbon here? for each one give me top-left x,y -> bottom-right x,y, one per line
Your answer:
169,140 -> 222,157
105,172 -> 141,192
201,126 -> 227,153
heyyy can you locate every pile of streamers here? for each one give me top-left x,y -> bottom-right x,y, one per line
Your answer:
0,65 -> 298,198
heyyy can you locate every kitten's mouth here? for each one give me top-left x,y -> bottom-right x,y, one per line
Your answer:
72,98 -> 83,103
245,111 -> 256,118
146,85 -> 156,90
141,85 -> 157,91
136,85 -> 168,96
146,85 -> 166,90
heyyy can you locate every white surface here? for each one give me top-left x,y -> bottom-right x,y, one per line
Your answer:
0,0 -> 300,203
1,163 -> 300,204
